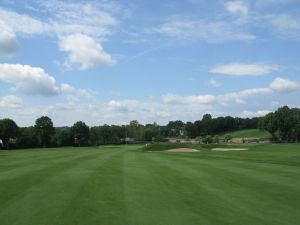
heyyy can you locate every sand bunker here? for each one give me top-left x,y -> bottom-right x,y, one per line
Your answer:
212,148 -> 248,151
166,148 -> 200,152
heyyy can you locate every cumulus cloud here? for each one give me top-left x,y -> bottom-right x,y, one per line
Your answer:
0,95 -> 23,108
210,63 -> 279,76
163,77 -> 299,107
225,1 -> 249,16
163,87 -> 271,106
59,34 -> 115,70
2,77 -> 299,126
0,63 -> 60,95
0,2 -> 120,68
0,20 -> 19,58
270,77 -> 300,93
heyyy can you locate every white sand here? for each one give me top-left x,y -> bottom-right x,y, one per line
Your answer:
212,148 -> 248,151
166,148 -> 200,152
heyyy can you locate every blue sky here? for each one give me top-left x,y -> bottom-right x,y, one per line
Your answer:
0,0 -> 300,126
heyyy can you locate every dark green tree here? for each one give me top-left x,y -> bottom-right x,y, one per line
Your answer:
0,118 -> 19,149
185,122 -> 197,138
71,121 -> 90,146
290,108 -> 300,142
52,128 -> 72,147
259,112 -> 277,140
167,120 -> 185,137
201,114 -> 213,136
275,106 -> 294,141
17,127 -> 38,148
34,116 -> 54,147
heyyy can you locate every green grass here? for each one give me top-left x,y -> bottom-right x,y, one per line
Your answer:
0,144 -> 300,225
144,143 -> 197,151
219,129 -> 272,139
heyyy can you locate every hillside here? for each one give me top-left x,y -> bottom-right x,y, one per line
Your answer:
219,129 -> 271,139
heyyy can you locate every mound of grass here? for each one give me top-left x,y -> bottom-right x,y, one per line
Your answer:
143,143 -> 193,151
219,129 -> 271,139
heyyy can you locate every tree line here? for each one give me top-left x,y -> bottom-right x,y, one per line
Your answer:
258,106 -> 300,142
0,106 -> 299,149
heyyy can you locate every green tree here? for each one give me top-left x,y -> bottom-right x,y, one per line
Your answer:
290,108 -> 300,142
185,122 -> 197,138
224,135 -> 232,143
167,120 -> 185,137
89,126 -> 101,146
52,128 -> 72,147
17,127 -> 38,148
259,112 -> 277,140
0,118 -> 19,149
34,116 -> 54,147
275,106 -> 294,141
71,121 -> 90,146
201,114 -> 213,136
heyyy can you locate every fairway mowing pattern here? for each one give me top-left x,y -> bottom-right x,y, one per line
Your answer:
0,144 -> 300,225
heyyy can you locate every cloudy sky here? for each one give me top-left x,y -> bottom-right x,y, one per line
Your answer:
0,0 -> 300,126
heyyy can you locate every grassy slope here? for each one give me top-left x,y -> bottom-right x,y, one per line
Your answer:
0,144 -> 299,225
219,129 -> 272,139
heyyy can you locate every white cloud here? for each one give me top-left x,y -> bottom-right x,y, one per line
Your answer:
0,3 -> 120,68
263,14 -> 300,40
209,78 -> 221,88
270,77 -> 300,93
163,87 -> 271,106
0,63 -> 60,95
0,8 -> 45,35
0,20 -> 19,58
155,18 -> 256,42
210,63 -> 279,76
162,77 -> 299,108
240,110 -> 271,118
0,95 -> 23,108
225,1 -> 249,16
60,83 -> 93,98
59,34 -> 115,70
2,76 -> 299,126
163,94 -> 217,105
0,1 -> 121,38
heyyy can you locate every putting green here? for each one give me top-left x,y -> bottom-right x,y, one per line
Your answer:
0,144 -> 299,225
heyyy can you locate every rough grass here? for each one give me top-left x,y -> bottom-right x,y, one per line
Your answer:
0,144 -> 300,225
219,129 -> 272,139
143,143 -> 196,151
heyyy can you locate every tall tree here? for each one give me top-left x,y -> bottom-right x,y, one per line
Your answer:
0,118 -> 19,149
201,114 -> 212,136
185,122 -> 197,138
71,121 -> 90,146
290,108 -> 300,142
275,106 -> 294,141
167,120 -> 185,137
34,116 -> 54,147
258,112 -> 277,139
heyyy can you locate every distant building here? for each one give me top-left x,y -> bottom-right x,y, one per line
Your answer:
120,137 -> 135,144
0,139 -> 3,148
